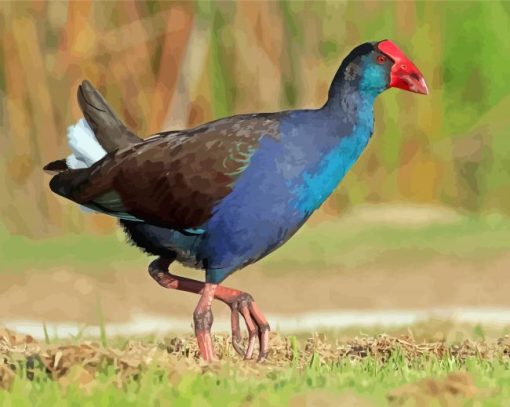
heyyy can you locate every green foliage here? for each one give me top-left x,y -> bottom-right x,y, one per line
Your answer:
261,211 -> 510,272
288,335 -> 300,362
0,351 -> 510,405
3,211 -> 510,273
42,323 -> 50,346
0,224 -> 145,273
3,0 -> 510,238
442,2 -> 510,132
473,324 -> 485,341
209,4 -> 235,119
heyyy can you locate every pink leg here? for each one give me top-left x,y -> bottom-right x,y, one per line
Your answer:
148,257 -> 270,361
193,283 -> 217,361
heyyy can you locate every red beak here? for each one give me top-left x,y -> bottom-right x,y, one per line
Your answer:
378,40 -> 428,95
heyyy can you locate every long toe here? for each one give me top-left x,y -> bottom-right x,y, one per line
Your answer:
240,303 -> 258,359
215,287 -> 270,362
249,302 -> 270,362
235,297 -> 270,362
230,305 -> 245,357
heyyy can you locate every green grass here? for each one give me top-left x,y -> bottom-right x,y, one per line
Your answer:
2,212 -> 510,274
3,321 -> 510,406
0,227 -> 145,273
260,212 -> 510,272
1,350 -> 509,406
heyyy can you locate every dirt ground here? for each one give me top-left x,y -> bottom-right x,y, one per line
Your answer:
1,252 -> 509,324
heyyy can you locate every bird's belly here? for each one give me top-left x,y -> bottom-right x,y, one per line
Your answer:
120,221 -> 202,268
201,209 -> 304,281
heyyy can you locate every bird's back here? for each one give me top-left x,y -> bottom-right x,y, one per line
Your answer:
45,81 -> 374,283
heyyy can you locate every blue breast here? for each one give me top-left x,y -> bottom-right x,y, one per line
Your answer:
200,104 -> 375,282
289,120 -> 373,214
199,135 -> 293,277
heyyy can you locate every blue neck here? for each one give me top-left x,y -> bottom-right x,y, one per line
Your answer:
289,77 -> 380,215
323,63 -> 383,119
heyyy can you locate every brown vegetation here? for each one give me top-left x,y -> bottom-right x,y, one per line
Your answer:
0,326 -> 506,395
3,2 -> 509,238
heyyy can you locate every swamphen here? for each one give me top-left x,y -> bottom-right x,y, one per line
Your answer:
44,40 -> 427,362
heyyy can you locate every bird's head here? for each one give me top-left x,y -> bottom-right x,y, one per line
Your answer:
336,40 -> 428,97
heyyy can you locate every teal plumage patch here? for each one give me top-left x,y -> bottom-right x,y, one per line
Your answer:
88,191 -> 143,222
290,92 -> 376,214
291,123 -> 373,214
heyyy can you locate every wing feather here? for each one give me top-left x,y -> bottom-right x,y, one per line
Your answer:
53,114 -> 280,230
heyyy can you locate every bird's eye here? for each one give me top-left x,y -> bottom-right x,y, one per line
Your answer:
401,64 -> 408,70
377,55 -> 386,64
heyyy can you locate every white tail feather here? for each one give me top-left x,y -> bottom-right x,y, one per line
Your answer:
65,118 -> 106,214
66,118 -> 106,169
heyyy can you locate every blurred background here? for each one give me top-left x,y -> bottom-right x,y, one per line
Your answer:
1,1 -> 510,337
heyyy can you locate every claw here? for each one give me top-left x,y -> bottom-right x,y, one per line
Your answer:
226,294 -> 270,361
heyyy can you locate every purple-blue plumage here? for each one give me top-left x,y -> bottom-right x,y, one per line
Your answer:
47,41 -> 426,284
202,91 -> 376,282
45,39 -> 429,362
119,43 -> 389,283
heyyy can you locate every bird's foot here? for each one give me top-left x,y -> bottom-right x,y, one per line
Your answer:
226,293 -> 270,362
147,257 -> 269,362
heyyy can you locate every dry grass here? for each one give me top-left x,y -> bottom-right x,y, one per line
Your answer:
1,328 -> 510,405
0,327 -> 509,389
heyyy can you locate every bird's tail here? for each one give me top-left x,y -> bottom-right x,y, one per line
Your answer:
43,119 -> 108,214
77,80 -> 142,151
43,118 -> 107,173
66,118 -> 107,168
43,80 -> 142,175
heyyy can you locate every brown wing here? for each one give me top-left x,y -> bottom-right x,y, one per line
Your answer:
50,114 -> 280,230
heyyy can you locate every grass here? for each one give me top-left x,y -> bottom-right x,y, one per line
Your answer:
1,358 -> 501,406
261,211 -> 510,272
0,227 -> 145,273
2,210 -> 510,274
1,329 -> 510,406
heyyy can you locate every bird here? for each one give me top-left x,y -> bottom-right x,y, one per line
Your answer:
44,39 -> 428,362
